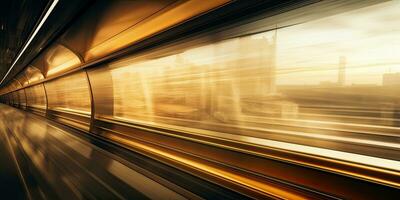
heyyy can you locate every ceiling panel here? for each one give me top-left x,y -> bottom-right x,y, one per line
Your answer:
0,0 -> 49,82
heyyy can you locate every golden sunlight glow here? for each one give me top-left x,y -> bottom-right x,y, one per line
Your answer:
84,0 -> 231,61
276,1 -> 400,85
45,45 -> 82,77
85,0 -> 400,156
3,3 -> 400,196
107,134 -> 307,200
25,66 -> 44,84
45,72 -> 91,113
25,84 -> 47,109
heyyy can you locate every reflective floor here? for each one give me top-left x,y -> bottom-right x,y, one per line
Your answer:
0,123 -> 26,199
2,1 -> 400,199
0,104 -> 189,200
2,102 -> 399,199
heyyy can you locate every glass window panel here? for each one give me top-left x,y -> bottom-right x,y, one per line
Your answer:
92,1 -> 400,141
26,84 -> 47,109
12,92 -> 19,106
8,93 -> 12,105
6,94 -> 11,104
45,72 -> 91,114
10,93 -> 15,105
18,90 -> 26,108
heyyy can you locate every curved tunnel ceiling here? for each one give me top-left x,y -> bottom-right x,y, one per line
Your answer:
0,0 -> 50,83
0,0 -> 91,87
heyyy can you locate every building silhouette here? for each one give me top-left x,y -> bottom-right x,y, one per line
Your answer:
338,56 -> 346,86
383,72 -> 400,85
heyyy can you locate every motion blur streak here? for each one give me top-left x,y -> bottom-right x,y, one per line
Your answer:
106,133 -> 307,200
0,104 -> 186,200
0,0 -> 400,199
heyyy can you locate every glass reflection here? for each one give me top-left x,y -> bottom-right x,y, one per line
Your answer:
94,1 -> 400,139
18,90 -> 26,108
45,45 -> 82,77
25,84 -> 47,109
25,66 -> 44,84
45,72 -> 91,114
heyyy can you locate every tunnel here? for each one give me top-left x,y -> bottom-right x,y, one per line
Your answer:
0,0 -> 399,199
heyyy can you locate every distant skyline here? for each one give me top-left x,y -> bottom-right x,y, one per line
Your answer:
274,1 -> 400,85
110,1 -> 400,87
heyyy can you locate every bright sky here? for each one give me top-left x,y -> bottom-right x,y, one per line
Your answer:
275,0 -> 400,85
112,1 -> 400,87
